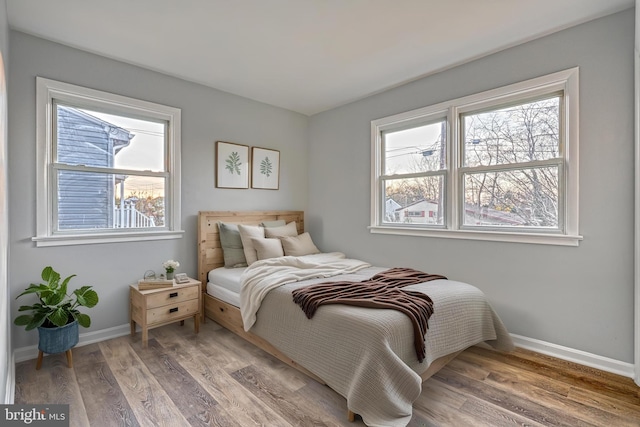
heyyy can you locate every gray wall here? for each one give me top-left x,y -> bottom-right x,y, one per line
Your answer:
308,10 -> 635,363
8,31 -> 309,350
0,0 -> 9,403
7,8 -> 635,367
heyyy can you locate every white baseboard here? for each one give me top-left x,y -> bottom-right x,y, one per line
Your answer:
12,325 -> 636,382
13,323 -> 131,364
510,333 -> 636,379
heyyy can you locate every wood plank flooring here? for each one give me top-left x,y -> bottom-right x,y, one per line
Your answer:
14,319 -> 640,426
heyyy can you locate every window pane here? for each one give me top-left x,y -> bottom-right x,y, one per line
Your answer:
384,176 -> 444,225
463,96 -> 560,167
56,105 -> 166,172
57,170 -> 165,230
462,166 -> 559,228
384,121 -> 446,174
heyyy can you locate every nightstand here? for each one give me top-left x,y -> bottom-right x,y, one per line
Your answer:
129,278 -> 202,347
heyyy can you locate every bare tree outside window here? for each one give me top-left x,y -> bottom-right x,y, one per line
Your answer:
371,68 -> 579,245
462,96 -> 561,228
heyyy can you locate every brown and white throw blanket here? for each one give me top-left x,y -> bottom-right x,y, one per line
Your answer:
292,267 -> 446,362
240,252 -> 371,330
240,252 -> 514,427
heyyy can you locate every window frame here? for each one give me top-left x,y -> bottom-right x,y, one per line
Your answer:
370,68 -> 581,246
381,112 -> 449,227
34,77 -> 184,247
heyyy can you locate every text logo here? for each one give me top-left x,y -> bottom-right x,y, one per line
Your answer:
1,405 -> 69,426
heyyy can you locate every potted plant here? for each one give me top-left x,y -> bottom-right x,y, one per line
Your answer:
162,259 -> 180,280
14,266 -> 99,369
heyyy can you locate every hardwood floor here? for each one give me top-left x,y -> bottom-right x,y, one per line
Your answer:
14,319 -> 640,426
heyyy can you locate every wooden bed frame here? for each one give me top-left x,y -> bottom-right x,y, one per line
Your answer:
197,210 -> 461,422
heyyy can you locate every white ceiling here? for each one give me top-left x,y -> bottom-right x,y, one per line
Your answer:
6,0 -> 634,116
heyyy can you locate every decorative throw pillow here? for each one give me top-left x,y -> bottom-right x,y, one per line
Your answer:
237,224 -> 266,265
251,237 -> 284,260
264,221 -> 298,238
260,219 -> 286,228
280,232 -> 320,256
217,222 -> 248,268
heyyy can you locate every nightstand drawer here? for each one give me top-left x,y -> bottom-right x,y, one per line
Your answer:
147,299 -> 199,325
145,286 -> 199,309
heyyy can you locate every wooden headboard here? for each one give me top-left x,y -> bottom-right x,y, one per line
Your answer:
197,210 -> 305,284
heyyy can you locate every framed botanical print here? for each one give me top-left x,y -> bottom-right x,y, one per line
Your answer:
251,147 -> 280,190
216,141 -> 250,189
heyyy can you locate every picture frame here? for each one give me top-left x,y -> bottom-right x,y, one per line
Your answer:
251,147 -> 280,190
216,141 -> 250,189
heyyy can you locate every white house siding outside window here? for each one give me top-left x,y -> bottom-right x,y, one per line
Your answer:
34,77 -> 183,247
370,68 -> 581,246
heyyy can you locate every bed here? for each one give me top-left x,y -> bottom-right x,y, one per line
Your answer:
197,210 -> 513,427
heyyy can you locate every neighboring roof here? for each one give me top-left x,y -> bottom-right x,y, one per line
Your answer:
397,198 -> 525,225
396,199 -> 438,211
463,204 -> 525,226
59,106 -> 133,154
385,198 -> 402,210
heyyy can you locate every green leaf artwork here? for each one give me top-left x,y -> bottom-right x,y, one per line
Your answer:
260,156 -> 273,177
225,151 -> 242,175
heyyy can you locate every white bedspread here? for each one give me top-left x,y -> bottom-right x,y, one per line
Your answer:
240,252 -> 370,330
240,254 -> 513,427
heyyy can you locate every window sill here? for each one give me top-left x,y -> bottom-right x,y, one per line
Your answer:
32,230 -> 185,247
368,225 -> 582,246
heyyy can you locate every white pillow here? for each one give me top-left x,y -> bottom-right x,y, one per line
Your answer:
237,224 -> 265,265
252,238 -> 284,260
264,221 -> 298,238
280,232 -> 320,256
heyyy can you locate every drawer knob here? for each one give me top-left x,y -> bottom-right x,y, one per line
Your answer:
169,292 -> 178,298
169,307 -> 178,313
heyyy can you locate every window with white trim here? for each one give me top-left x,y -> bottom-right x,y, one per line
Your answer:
371,68 -> 581,246
34,77 -> 183,247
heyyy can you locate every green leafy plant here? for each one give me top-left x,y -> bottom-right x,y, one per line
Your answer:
260,156 -> 273,177
14,266 -> 99,330
225,151 -> 242,175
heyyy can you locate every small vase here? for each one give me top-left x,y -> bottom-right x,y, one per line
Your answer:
166,271 -> 174,280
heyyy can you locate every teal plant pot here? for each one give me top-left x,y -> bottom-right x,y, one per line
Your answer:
37,320 -> 79,354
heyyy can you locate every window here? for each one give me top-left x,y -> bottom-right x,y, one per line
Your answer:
371,68 -> 581,246
34,78 -> 183,246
